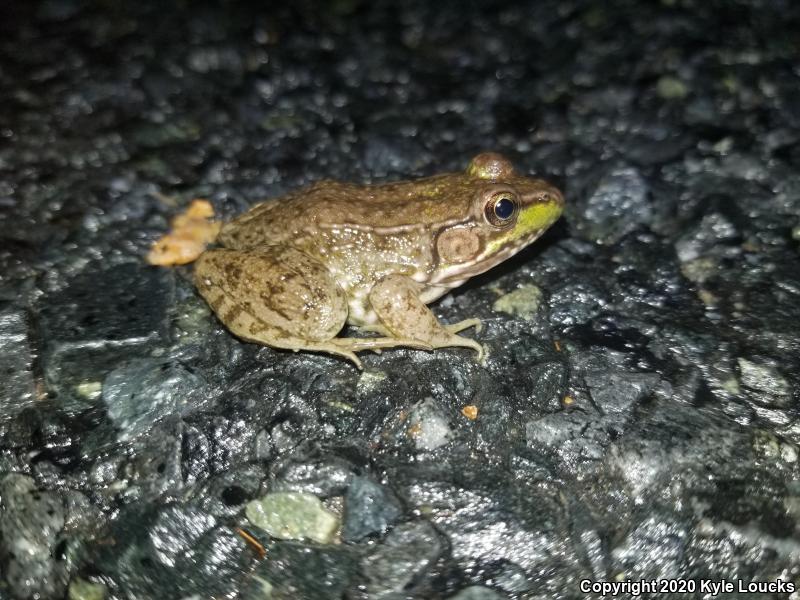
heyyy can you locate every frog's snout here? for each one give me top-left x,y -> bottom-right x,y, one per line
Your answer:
543,185 -> 565,209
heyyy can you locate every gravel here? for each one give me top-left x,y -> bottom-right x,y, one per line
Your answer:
1,0 -> 799,598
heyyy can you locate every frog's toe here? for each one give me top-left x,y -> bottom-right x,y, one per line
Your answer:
446,318 -> 482,334
477,342 -> 487,364
452,336 -> 485,361
335,350 -> 363,369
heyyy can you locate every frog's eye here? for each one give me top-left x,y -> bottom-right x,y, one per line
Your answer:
484,193 -> 518,227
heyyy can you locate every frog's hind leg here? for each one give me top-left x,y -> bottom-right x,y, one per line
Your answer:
195,246 -> 370,367
365,274 -> 486,361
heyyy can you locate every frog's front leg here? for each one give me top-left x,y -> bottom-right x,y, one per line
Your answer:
367,274 -> 485,360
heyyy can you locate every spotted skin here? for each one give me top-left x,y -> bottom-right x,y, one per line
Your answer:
193,152 -> 564,367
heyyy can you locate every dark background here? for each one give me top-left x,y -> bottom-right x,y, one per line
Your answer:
0,1 -> 799,599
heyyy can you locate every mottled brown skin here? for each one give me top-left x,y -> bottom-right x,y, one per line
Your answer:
194,152 -> 564,368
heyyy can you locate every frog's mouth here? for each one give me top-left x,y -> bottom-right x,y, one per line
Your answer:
431,228 -> 544,288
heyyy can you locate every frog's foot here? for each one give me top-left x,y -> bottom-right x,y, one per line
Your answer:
361,316 -> 482,337
353,324 -> 432,355
359,317 -> 483,358
332,336 -> 433,354
368,275 -> 485,363
286,342 -> 364,369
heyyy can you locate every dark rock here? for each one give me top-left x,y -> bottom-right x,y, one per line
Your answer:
89,502 -> 249,599
526,350 -> 659,474
447,586 -> 508,600
0,309 -> 37,424
571,166 -> 651,244
675,211 -> 740,263
36,262 -> 174,412
612,513 -> 689,580
188,464 -> 270,519
242,541 -> 359,600
392,461 -> 586,597
342,476 -> 402,542
102,358 -> 207,442
271,454 -> 357,497
355,520 -> 446,599
37,262 -> 173,348
737,357 -> 794,410
0,474 -> 69,600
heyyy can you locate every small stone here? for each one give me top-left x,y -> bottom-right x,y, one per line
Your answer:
680,257 -> 717,284
752,431 -> 781,461
243,541 -> 358,599
447,587 -> 508,600
37,262 -> 174,408
75,381 -> 102,400
0,474 -> 68,599
461,405 -> 478,420
342,476 -> 402,542
781,444 -> 798,464
356,369 -> 388,394
492,285 -> 544,321
0,309 -> 37,418
407,398 -> 451,451
359,521 -> 444,596
68,578 -> 107,600
103,358 -> 205,442
675,212 -> 739,262
246,492 -> 339,544
737,358 -> 793,408
656,75 -> 688,99
585,371 -> 660,416
576,166 -> 651,244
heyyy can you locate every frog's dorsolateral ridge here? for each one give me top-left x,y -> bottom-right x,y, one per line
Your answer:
193,153 -> 564,367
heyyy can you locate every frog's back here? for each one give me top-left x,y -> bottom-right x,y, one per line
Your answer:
218,174 -> 474,250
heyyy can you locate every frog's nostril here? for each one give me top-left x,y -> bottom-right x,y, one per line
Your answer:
546,189 -> 565,206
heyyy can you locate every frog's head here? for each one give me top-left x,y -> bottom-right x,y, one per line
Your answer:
431,152 -> 564,285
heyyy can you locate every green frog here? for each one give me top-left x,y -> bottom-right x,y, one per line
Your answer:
194,152 -> 564,368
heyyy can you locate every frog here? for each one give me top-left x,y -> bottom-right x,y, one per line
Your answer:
193,152 -> 564,368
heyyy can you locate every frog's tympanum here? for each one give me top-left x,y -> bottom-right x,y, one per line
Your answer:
192,153 -> 564,367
